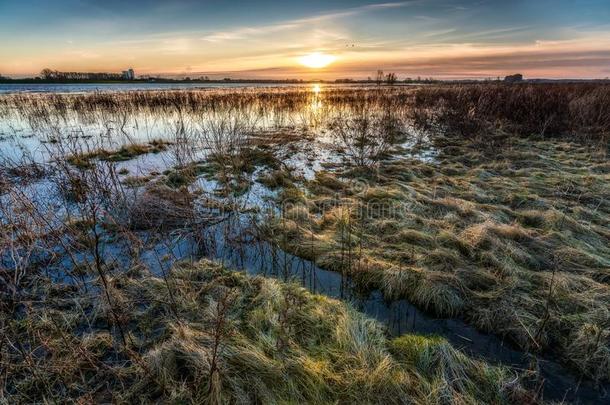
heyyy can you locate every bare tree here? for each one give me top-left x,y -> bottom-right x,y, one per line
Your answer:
206,288 -> 237,401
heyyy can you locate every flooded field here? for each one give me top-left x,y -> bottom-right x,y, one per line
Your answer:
1,84 -> 609,403
0,82 -> 318,95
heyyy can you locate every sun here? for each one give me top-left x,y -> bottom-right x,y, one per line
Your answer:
298,52 -> 336,68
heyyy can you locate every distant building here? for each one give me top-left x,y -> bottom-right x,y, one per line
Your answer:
122,68 -> 135,80
504,73 -> 523,83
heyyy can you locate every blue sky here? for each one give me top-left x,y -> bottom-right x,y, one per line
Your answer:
1,0 -> 610,78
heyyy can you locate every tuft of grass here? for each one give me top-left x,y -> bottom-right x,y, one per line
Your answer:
66,140 -> 171,168
257,168 -> 294,189
127,184 -> 195,230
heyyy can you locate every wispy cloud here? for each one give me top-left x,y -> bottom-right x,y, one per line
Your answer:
3,0 -> 610,79
201,23 -> 299,42
201,1 -> 415,42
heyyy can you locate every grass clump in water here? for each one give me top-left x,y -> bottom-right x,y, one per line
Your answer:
66,140 -> 171,168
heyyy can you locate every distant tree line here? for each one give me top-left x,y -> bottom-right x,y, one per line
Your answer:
40,68 -> 123,81
504,73 -> 524,83
372,70 -> 398,85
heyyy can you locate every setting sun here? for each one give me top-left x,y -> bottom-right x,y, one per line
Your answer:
298,52 -> 336,68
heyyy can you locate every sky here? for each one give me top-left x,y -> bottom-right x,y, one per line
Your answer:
1,0 -> 610,79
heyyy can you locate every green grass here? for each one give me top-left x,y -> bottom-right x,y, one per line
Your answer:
2,260 -> 530,403
268,136 -> 610,381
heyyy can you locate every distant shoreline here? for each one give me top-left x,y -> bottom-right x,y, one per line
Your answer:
0,79 -> 314,84
1,78 -> 609,85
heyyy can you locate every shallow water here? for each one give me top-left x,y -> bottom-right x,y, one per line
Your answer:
89,168 -> 605,403
3,156 -> 606,404
0,82 -> 312,94
1,88 -> 607,403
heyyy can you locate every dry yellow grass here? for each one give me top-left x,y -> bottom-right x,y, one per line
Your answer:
269,136 -> 610,381
1,260 -> 530,403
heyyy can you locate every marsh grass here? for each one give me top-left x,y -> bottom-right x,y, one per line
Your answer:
66,139 -> 171,168
413,84 -> 610,146
1,260 -> 529,403
268,136 -> 610,382
1,83 -> 609,401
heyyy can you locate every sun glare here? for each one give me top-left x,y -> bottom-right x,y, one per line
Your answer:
299,52 -> 336,68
